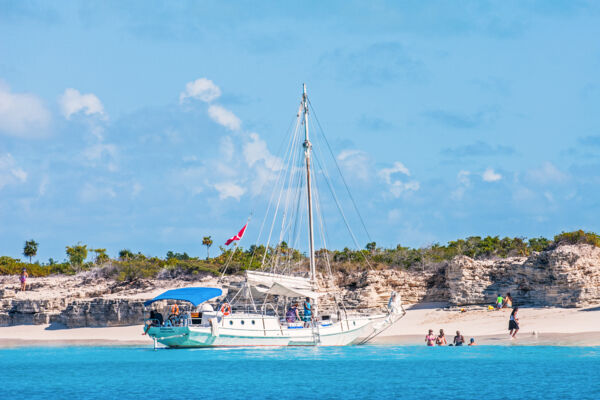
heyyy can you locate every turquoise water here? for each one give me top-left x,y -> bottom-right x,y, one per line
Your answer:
1,346 -> 599,399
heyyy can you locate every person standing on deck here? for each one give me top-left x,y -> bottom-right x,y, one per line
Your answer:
303,297 -> 312,328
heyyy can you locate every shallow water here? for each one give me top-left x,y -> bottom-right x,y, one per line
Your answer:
1,345 -> 599,399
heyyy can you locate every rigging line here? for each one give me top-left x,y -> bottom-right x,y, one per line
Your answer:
311,158 -> 333,278
246,109 -> 302,271
261,104 -> 304,268
312,141 -> 373,270
307,98 -> 373,243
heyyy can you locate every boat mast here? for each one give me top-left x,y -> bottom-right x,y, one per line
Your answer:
302,83 -> 317,285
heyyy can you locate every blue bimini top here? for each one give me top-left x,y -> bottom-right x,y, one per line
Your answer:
144,287 -> 223,307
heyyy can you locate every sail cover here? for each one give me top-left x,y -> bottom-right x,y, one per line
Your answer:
266,282 -> 321,299
246,270 -> 313,290
144,287 -> 223,306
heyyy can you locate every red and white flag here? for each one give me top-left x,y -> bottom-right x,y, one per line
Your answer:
225,223 -> 248,246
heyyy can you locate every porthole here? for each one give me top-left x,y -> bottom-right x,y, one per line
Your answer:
251,320 -> 256,325
229,320 -> 233,325
353,321 -> 356,326
241,320 -> 245,325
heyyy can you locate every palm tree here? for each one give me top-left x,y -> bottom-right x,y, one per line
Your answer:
23,239 -> 39,263
202,236 -> 213,259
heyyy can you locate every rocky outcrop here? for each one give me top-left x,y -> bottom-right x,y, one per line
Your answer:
1,244 -> 599,327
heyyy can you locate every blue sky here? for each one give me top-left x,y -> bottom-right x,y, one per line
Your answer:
1,1 -> 600,261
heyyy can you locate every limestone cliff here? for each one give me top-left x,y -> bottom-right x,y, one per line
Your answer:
1,244 -> 599,327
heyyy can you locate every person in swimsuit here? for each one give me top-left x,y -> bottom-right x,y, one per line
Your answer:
509,307 -> 520,338
436,329 -> 447,345
425,329 -> 436,346
453,330 -> 465,346
286,304 -> 300,323
20,268 -> 28,292
502,293 -> 513,309
468,338 -> 477,346
303,297 -> 312,327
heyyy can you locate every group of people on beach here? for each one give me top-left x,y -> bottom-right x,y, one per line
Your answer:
425,329 -> 476,346
494,293 -> 520,338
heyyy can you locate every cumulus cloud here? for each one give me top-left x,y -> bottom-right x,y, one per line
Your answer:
81,143 -> 118,171
378,161 -> 418,197
482,168 -> 502,182
208,104 -> 241,131
527,162 -> 568,184
59,88 -> 105,119
0,82 -> 51,138
337,149 -> 370,181
243,133 -> 281,171
179,78 -> 221,103
378,161 -> 411,184
451,170 -> 472,200
214,181 -> 246,200
0,153 -> 27,190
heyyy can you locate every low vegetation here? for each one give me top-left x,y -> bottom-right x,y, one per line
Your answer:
1,230 -> 598,279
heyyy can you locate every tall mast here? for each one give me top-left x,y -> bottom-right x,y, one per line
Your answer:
302,83 -> 317,284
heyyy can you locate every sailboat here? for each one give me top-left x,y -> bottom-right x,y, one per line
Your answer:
144,85 -> 405,347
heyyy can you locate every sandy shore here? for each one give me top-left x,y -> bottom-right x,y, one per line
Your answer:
1,304 -> 600,348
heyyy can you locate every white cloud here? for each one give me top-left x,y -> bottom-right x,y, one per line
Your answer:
378,161 -> 411,184
0,153 -> 27,190
132,182 -> 143,197
0,82 -> 51,138
59,88 -> 105,119
527,162 -> 568,184
378,161 -> 418,197
214,181 -> 246,200
208,104 -> 241,131
337,149 -> 370,181
451,170 -> 472,200
243,133 -> 281,170
82,143 -> 118,171
389,180 -> 420,197
79,182 -> 116,202
179,78 -> 221,103
482,168 -> 502,182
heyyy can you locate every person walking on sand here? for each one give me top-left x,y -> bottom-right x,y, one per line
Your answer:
425,329 -> 436,346
436,329 -> 447,346
509,307 -> 520,338
20,268 -> 28,292
453,330 -> 465,346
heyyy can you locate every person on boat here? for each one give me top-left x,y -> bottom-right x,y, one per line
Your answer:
496,294 -> 504,310
425,329 -> 436,346
286,304 -> 301,323
303,297 -> 312,327
170,303 -> 180,315
20,268 -> 28,292
468,338 -> 477,346
436,329 -> 447,346
509,307 -> 520,338
453,331 -> 465,346
502,293 -> 513,309
143,310 -> 162,335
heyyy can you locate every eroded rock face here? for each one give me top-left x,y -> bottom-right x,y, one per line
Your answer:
0,244 -> 599,327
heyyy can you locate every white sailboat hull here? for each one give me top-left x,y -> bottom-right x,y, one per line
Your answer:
147,314 -> 389,348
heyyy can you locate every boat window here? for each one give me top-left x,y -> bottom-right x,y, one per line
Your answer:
353,321 -> 356,326
229,320 -> 233,325
241,320 -> 245,325
251,320 -> 255,325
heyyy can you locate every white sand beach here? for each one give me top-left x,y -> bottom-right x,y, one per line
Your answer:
2,304 -> 599,348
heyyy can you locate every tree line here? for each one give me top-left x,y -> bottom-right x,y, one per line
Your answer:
1,230 -> 598,279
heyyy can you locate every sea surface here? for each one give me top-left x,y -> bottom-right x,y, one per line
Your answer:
1,345 -> 599,399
